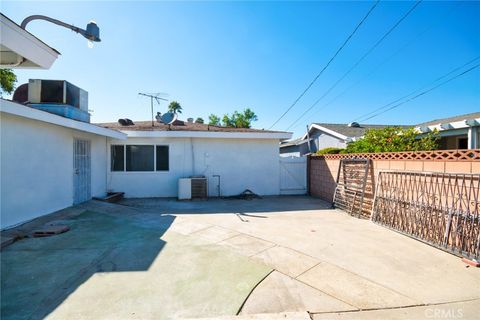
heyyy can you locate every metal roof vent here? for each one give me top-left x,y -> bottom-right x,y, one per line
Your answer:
118,118 -> 134,126
348,122 -> 360,128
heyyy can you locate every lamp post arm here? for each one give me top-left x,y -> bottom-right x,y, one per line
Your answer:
21,15 -> 86,36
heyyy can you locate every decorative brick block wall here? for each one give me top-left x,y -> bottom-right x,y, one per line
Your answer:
308,149 -> 480,205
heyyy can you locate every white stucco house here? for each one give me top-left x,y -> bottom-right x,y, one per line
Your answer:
98,120 -> 291,198
0,100 -> 126,229
0,14 -> 292,229
1,13 -> 123,229
1,105 -> 290,229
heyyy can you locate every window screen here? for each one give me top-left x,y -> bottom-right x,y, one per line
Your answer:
156,146 -> 169,171
111,145 -> 124,171
126,145 -> 154,171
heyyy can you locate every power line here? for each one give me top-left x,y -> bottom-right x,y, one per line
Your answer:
285,0 -> 423,131
352,56 -> 480,123
287,1 -> 463,132
268,0 -> 380,130
356,60 -> 480,123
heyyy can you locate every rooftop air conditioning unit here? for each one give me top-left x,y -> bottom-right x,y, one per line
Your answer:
178,177 -> 208,200
28,79 -> 88,112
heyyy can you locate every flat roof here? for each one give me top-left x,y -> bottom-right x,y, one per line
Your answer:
98,120 -> 292,140
1,99 -> 126,139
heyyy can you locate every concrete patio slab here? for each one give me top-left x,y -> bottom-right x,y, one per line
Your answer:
2,209 -> 272,320
311,299 -> 480,320
193,226 -> 240,243
174,199 -> 480,307
3,196 -> 480,319
297,262 -> 418,309
184,311 -> 312,320
169,220 -> 213,235
252,246 -> 319,278
240,271 -> 355,314
219,234 -> 276,257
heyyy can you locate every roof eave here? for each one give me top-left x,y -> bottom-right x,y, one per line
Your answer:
0,14 -> 59,69
303,123 -> 350,141
1,99 -> 126,139
414,118 -> 480,133
119,130 -> 292,140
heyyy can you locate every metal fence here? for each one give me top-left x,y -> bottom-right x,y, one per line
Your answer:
333,159 -> 372,218
372,171 -> 480,259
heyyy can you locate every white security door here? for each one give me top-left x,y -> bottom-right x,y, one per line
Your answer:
279,157 -> 307,195
73,139 -> 91,204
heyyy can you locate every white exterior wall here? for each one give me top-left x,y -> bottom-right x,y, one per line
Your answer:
107,137 -> 281,197
1,113 -> 108,229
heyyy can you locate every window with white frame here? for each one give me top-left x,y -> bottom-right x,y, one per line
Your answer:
111,145 -> 169,172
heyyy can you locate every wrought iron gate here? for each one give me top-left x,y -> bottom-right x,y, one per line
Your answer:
372,171 -> 480,259
333,159 -> 371,217
73,139 -> 91,204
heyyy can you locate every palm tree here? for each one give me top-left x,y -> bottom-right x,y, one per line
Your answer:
167,101 -> 183,114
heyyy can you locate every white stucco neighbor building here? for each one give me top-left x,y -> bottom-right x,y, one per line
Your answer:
99,120 -> 292,198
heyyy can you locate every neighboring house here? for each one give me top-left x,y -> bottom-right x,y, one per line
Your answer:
278,138 -> 309,158
280,122 -> 407,157
281,112 -> 480,157
98,120 -> 291,198
415,112 -> 479,150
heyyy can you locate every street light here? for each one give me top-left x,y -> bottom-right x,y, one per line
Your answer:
20,15 -> 101,43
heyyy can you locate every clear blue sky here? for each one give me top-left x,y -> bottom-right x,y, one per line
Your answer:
3,1 -> 479,137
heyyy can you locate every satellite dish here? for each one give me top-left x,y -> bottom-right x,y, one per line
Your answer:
161,112 -> 177,125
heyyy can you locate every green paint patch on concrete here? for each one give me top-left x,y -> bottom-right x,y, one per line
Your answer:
1,210 -> 272,320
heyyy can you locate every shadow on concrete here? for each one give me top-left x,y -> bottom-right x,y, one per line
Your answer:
118,195 -> 333,215
1,210 -> 175,320
235,212 -> 269,222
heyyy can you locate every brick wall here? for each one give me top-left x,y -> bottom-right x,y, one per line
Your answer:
308,149 -> 480,205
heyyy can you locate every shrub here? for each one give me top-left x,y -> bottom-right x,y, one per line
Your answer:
343,127 -> 439,153
316,147 -> 344,155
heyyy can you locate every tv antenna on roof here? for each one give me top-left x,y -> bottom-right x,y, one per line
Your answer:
138,92 -> 168,127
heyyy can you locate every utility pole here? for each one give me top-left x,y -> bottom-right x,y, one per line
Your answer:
138,93 -> 168,127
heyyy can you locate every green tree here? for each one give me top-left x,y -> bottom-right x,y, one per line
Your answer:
208,114 -> 221,126
0,69 -> 17,96
195,117 -> 204,124
221,108 -> 258,128
343,127 -> 439,153
167,101 -> 183,114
